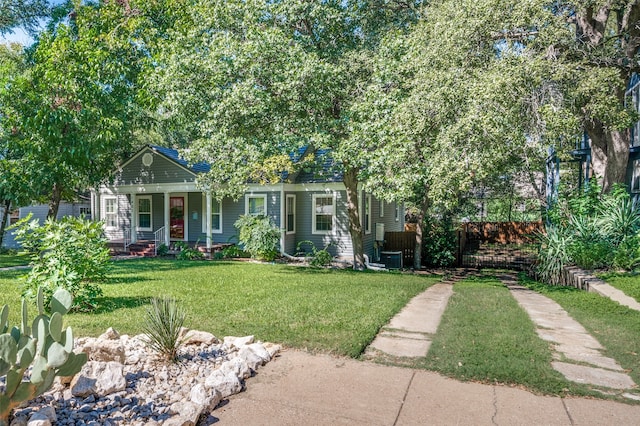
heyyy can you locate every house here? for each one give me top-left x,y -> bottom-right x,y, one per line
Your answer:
546,73 -> 640,204
94,145 -> 405,260
0,201 -> 91,249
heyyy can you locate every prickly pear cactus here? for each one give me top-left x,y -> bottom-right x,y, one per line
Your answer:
0,287 -> 87,425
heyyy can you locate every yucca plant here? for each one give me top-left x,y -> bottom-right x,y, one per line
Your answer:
536,226 -> 572,285
142,297 -> 186,362
598,196 -> 640,247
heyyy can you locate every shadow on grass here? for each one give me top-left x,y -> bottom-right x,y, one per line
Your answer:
90,296 -> 152,314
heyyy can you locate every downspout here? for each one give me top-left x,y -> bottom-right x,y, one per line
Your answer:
279,185 -> 285,254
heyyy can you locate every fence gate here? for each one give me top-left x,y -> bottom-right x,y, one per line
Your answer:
458,221 -> 542,270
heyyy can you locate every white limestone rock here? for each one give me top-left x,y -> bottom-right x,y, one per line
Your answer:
204,369 -> 243,398
70,361 -> 127,397
79,338 -> 126,364
98,327 -> 121,340
220,357 -> 252,380
223,335 -> 254,349
37,407 -> 56,423
167,400 -> 203,426
236,346 -> 266,371
26,412 -> 50,426
182,329 -> 218,346
190,383 -> 222,411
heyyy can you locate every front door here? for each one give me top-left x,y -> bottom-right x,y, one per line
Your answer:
170,197 -> 185,239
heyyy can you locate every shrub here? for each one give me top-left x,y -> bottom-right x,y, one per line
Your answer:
156,243 -> 169,256
174,241 -> 204,261
10,214 -> 108,311
234,215 -> 281,261
0,287 -> 87,423
422,213 -> 457,268
296,240 -> 334,267
142,297 -> 186,363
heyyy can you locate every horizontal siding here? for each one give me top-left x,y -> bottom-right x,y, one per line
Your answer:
115,148 -> 196,186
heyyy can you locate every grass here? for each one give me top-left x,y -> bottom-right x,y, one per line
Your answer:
0,258 -> 438,358
597,271 -> 640,303
0,251 -> 29,268
520,273 -> 640,391
421,275 -> 601,397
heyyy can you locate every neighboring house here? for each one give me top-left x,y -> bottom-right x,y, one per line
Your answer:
94,145 -> 405,260
546,73 -> 640,204
0,201 -> 91,249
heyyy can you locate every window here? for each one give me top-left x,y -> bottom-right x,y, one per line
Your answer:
8,209 -> 19,226
364,194 -> 372,234
79,207 -> 91,220
286,195 -> 296,234
201,197 -> 223,234
137,196 -> 152,231
313,194 -> 334,234
379,200 -> 384,218
395,202 -> 402,222
246,194 -> 267,216
104,197 -> 117,228
632,159 -> 640,193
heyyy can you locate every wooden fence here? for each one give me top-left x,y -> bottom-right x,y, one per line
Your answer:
384,231 -> 416,267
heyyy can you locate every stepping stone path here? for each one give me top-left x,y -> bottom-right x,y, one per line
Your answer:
497,273 -> 637,396
364,270 -> 475,363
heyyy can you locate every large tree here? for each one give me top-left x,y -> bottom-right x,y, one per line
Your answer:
0,0 -> 147,218
152,0 -> 422,269
0,0 -> 49,34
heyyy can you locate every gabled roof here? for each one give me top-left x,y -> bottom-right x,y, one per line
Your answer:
150,145 -> 211,174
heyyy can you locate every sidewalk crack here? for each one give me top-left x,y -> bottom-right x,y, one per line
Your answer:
393,371 -> 416,426
561,398 -> 575,425
491,386 -> 498,425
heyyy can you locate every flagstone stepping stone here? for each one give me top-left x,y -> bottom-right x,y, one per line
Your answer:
498,274 -> 636,391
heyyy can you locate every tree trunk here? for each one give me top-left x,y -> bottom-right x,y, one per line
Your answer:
48,183 -> 63,220
413,191 -> 430,270
586,122 -> 630,193
343,167 -> 365,270
0,199 -> 11,248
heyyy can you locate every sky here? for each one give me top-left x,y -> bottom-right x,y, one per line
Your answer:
0,0 -> 66,46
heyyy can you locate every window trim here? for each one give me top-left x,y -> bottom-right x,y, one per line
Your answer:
104,196 -> 118,229
285,194 -> 296,235
632,159 -> 640,193
379,200 -> 384,218
137,195 -> 153,232
245,194 -> 268,216
395,202 -> 401,222
201,195 -> 223,234
364,194 -> 372,235
312,193 -> 336,235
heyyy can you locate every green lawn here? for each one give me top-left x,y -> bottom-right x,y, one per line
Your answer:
0,251 -> 29,268
598,271 -> 640,303
0,259 -> 438,358
421,275 -> 599,397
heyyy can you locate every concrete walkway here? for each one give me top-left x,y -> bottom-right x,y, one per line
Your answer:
497,273 -> 637,396
213,349 -> 640,425
364,271 -> 470,362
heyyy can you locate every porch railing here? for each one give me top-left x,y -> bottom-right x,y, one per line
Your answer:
154,226 -> 166,256
123,227 -> 132,252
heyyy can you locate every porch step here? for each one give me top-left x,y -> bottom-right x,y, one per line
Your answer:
128,241 -> 156,257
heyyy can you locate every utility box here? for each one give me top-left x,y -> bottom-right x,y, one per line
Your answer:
375,223 -> 385,241
381,251 -> 402,269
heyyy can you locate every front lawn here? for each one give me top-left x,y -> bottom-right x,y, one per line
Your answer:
0,259 -> 438,358
421,276 -> 598,397
598,271 -> 640,303
0,251 -> 28,268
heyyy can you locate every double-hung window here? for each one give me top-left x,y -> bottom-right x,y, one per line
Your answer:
104,197 -> 118,228
313,194 -> 334,234
201,197 -> 223,234
137,196 -> 152,231
246,194 -> 267,216
285,195 -> 296,234
632,159 -> 640,193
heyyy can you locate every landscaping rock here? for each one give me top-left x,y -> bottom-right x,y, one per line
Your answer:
78,338 -> 126,364
99,327 -> 121,340
205,369 -> 243,397
70,361 -> 127,397
26,412 -> 50,426
9,330 -> 277,425
181,329 -> 218,346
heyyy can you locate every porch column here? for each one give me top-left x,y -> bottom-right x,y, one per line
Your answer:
164,192 -> 170,246
94,192 -> 101,222
205,191 -> 212,250
130,193 -> 137,244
